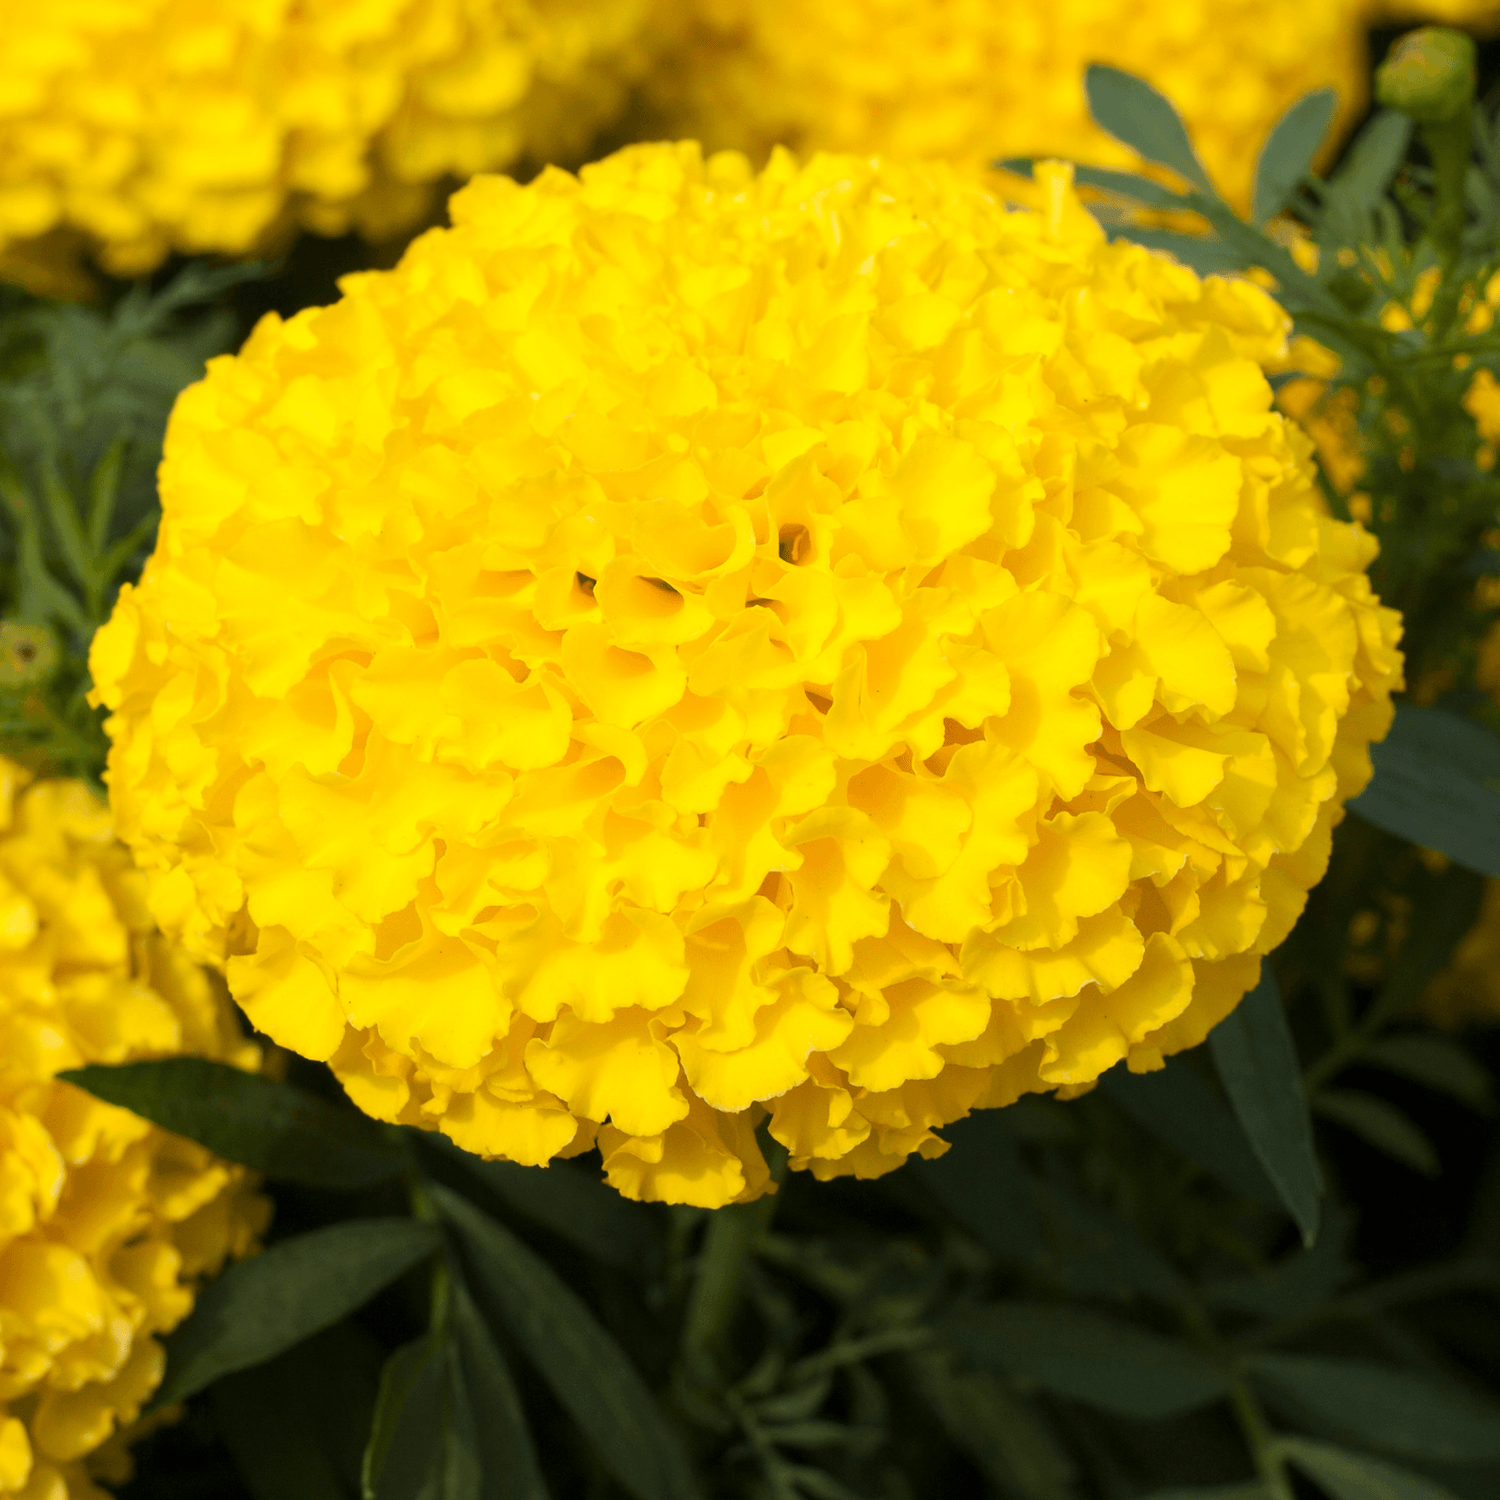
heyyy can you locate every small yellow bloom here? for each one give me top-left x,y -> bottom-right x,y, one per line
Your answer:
0,0 -> 660,275
92,145 -> 1402,1206
0,760 -> 266,1499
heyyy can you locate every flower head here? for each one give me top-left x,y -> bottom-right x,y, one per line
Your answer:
92,144 -> 1401,1207
0,760 -> 265,1499
0,0 -> 658,275
642,0 -> 1372,213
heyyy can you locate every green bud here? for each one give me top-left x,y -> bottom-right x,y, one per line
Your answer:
0,622 -> 59,690
1376,28 -> 1477,125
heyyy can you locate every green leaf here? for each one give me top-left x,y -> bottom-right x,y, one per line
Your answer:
1276,1437 -> 1466,1500
906,1349 -> 1074,1500
1313,1089 -> 1440,1175
212,1323 -> 382,1500
1361,1034 -> 1494,1111
1084,65 -> 1215,195
997,159 -> 1190,210
1348,705 -> 1500,877
1254,90 -> 1338,225
1208,969 -> 1324,1245
1099,1058 -> 1279,1206
1104,226 -> 1254,277
1250,1354 -> 1500,1462
916,1109 -> 1044,1264
1322,111 -> 1414,223
152,1219 -> 441,1412
1035,1178 -> 1189,1309
939,1301 -> 1230,1419
58,1058 -> 403,1190
1202,1205 -> 1354,1323
449,1278 -> 549,1500
363,1331 -> 482,1500
1143,1486 -> 1270,1500
434,1138 -> 660,1273
435,1185 -> 700,1500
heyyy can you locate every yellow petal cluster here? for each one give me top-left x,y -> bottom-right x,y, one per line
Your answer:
642,0 -> 1372,215
91,144 -> 1401,1208
0,760 -> 266,1500
0,0 -> 658,276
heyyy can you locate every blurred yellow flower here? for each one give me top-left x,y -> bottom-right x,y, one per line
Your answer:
0,0 -> 658,275
642,0 -> 1372,214
0,760 -> 266,1499
92,144 -> 1401,1207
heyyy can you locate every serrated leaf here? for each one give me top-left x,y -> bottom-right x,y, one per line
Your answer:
1276,1437 -> 1465,1500
1349,705 -> 1500,877
152,1219 -> 441,1412
1251,1354 -> 1500,1462
1099,1058 -> 1279,1206
436,1185 -> 699,1500
59,1058 -> 403,1190
998,159 -> 1190,210
1208,969 -> 1324,1245
1313,1089 -> 1440,1175
1084,65 -> 1214,195
1361,1035 -> 1494,1111
940,1301 -> 1229,1419
1254,90 -> 1338,225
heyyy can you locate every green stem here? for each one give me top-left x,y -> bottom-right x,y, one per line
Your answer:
1422,106 -> 1473,270
1230,1378 -> 1295,1500
683,1200 -> 761,1361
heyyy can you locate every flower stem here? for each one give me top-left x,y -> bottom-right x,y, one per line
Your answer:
1230,1377 -> 1294,1500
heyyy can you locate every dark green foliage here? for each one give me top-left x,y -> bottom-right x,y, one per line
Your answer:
60,1058 -> 404,1189
151,1219 -> 441,1410
1208,973 -> 1324,1245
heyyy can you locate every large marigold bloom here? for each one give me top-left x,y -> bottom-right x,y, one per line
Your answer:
91,145 -> 1402,1207
642,0 -> 1373,214
0,760 -> 265,1499
0,0 -> 657,276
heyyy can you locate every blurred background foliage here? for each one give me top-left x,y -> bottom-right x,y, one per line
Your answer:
10,17 -> 1500,1500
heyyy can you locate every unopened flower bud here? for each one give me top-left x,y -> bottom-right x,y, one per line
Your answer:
1376,28 -> 1477,126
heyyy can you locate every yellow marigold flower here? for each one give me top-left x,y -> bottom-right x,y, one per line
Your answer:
0,759 -> 266,1499
0,0 -> 657,276
642,0 -> 1371,214
90,145 -> 1402,1208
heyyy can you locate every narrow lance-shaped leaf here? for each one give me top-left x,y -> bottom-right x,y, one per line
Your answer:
450,1278 -> 549,1500
1275,1437 -> 1466,1500
1250,1353 -> 1500,1462
151,1219 -> 441,1412
364,1330 -> 484,1500
1084,65 -> 1215,194
1347,704 -> 1500,877
1208,968 -> 1323,1245
1099,1059 -> 1279,1206
59,1058 -> 404,1190
938,1301 -> 1230,1420
435,1184 -> 700,1500
1313,1089 -> 1440,1176
1253,89 -> 1337,225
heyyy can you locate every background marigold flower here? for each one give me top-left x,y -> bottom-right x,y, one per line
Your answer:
0,759 -> 266,1499
0,0 -> 658,276
91,144 -> 1402,1208
641,0 -> 1376,214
